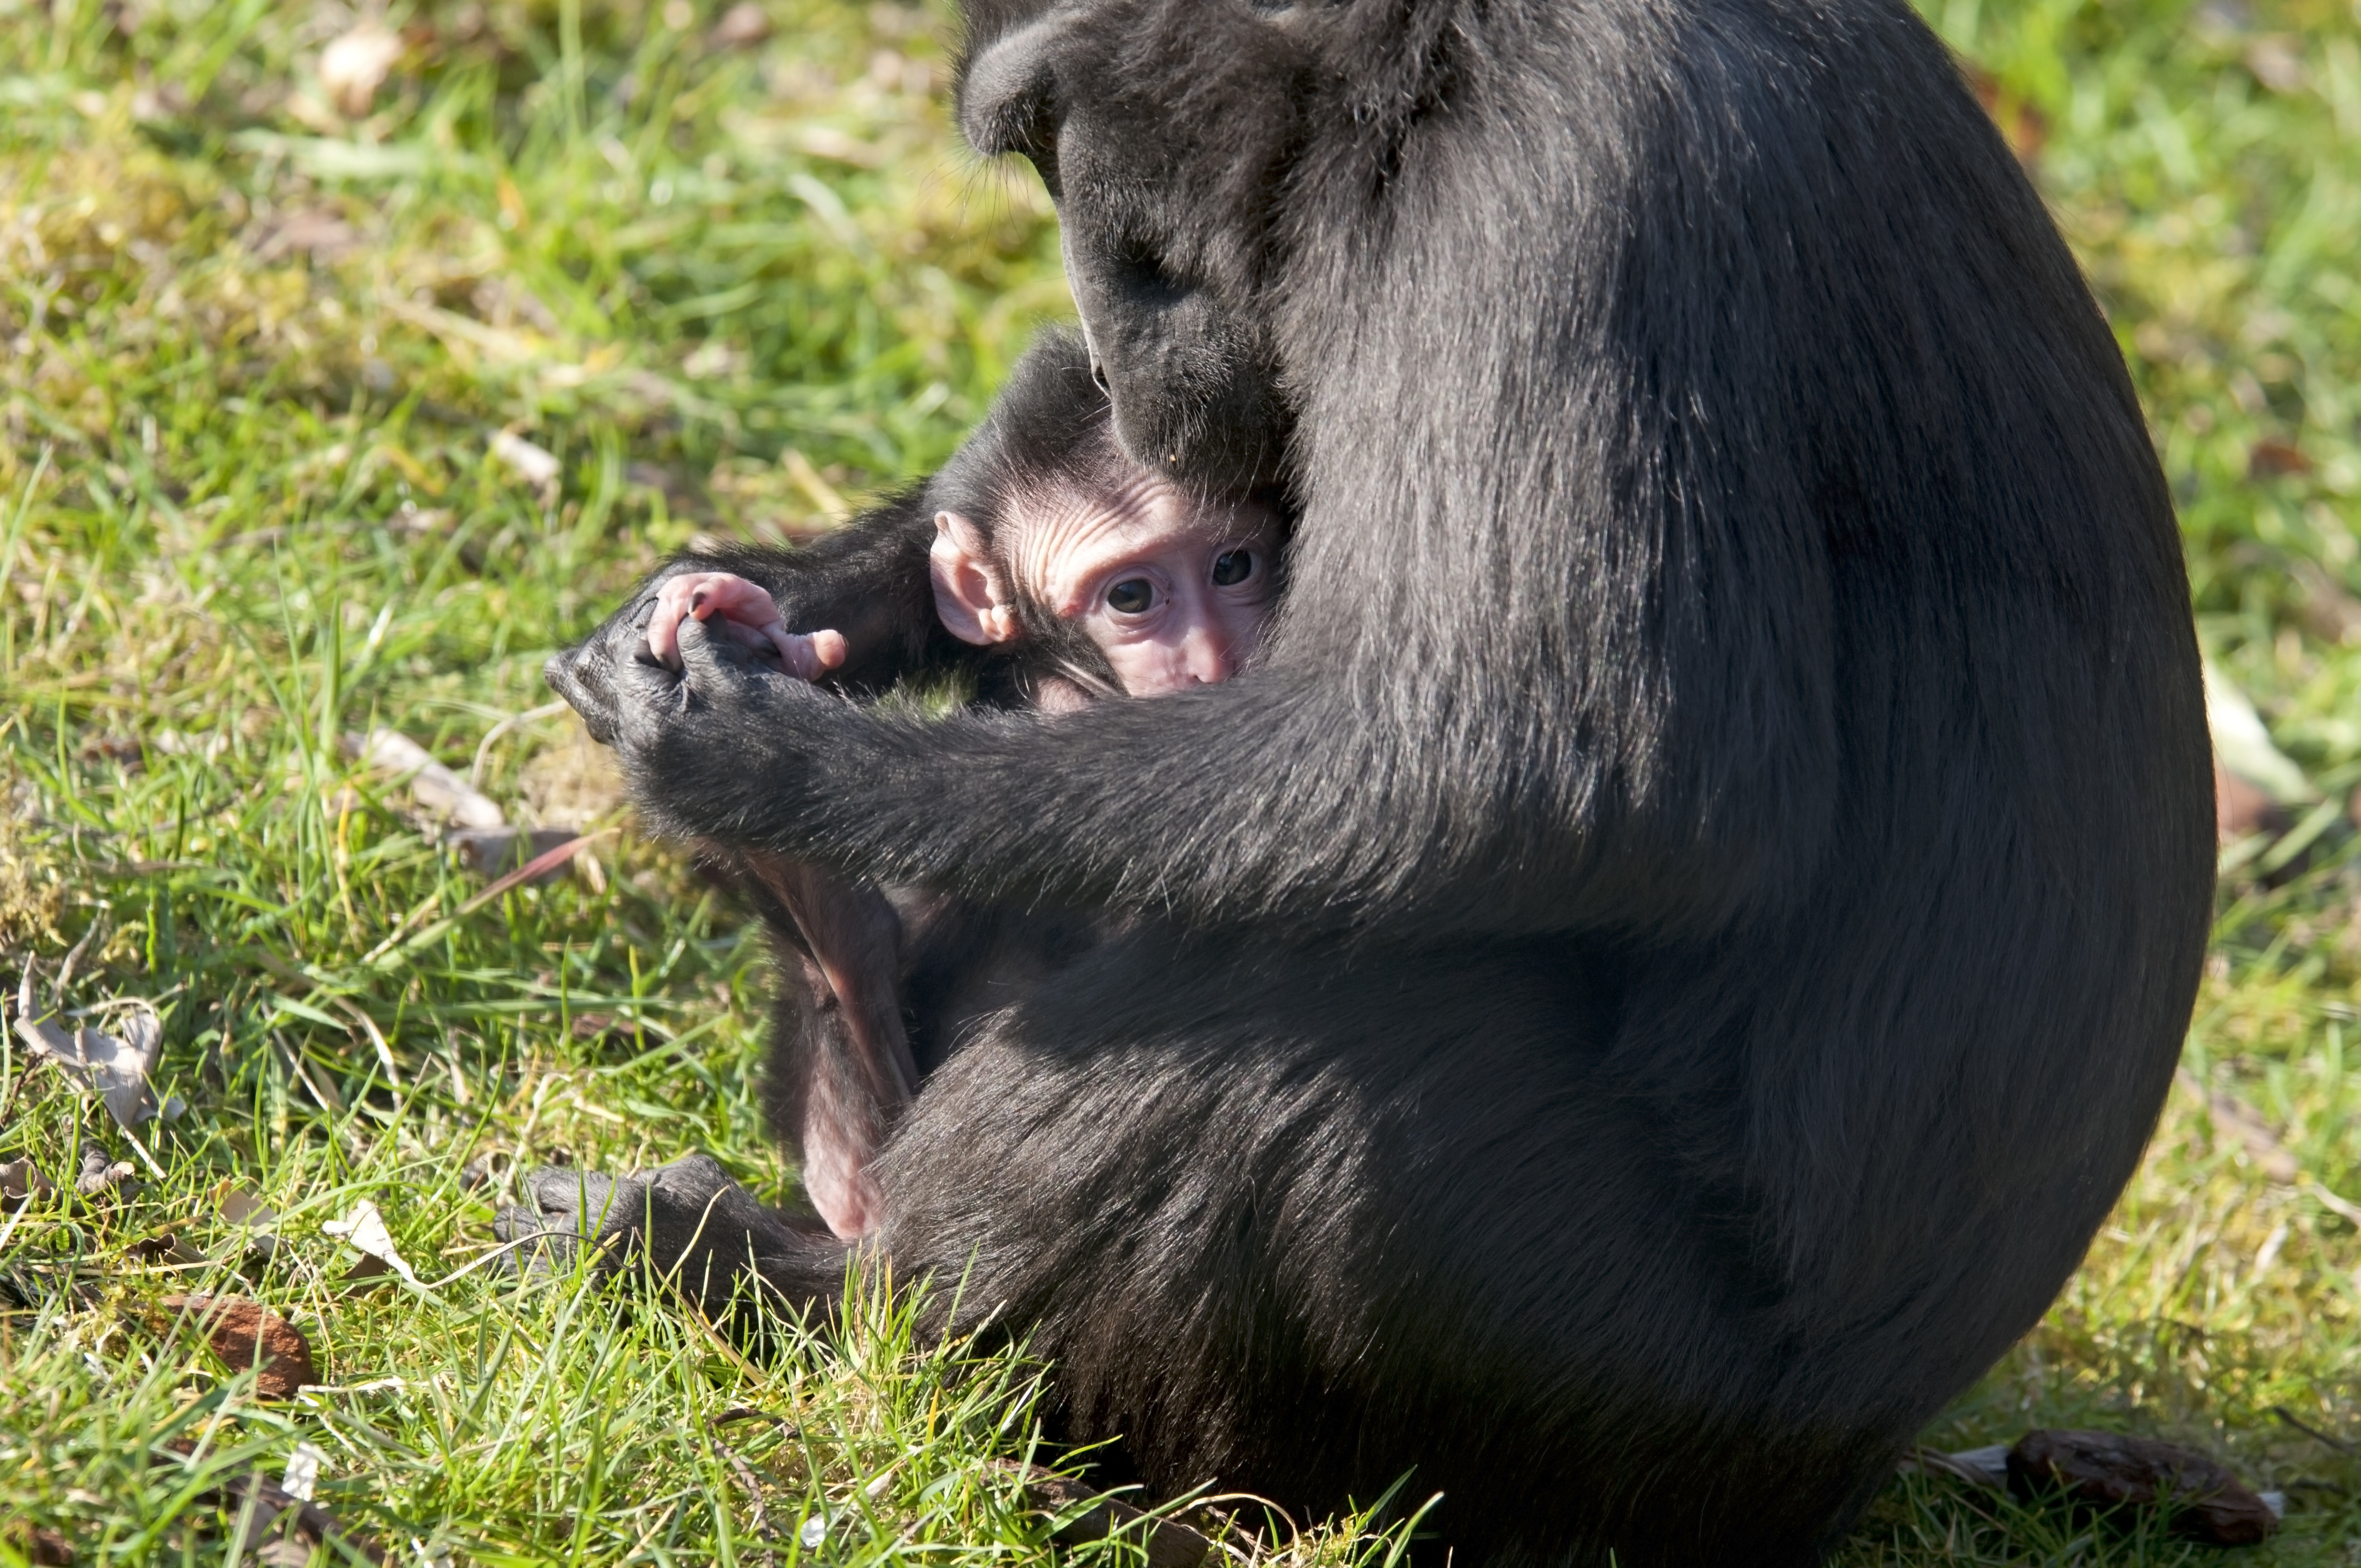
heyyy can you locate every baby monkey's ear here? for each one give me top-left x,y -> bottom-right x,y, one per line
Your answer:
930,510 -> 1022,645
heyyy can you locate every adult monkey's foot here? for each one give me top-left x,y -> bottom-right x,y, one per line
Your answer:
493,1153 -> 850,1321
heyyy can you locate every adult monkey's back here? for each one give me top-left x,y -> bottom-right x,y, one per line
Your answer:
544,0 -> 2213,1559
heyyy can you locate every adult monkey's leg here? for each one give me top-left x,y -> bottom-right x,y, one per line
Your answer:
497,924 -> 1900,1565
868,929 -> 1862,1567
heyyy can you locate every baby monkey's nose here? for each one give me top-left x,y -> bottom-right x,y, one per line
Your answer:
1184,632 -> 1237,685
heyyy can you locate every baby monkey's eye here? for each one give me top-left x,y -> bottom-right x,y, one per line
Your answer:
1211,549 -> 1256,587
1106,578 -> 1156,614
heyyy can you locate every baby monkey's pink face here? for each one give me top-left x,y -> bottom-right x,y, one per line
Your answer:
933,471 -> 1282,696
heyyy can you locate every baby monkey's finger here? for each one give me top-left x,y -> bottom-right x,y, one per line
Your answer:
772,627 -> 849,682
645,595 -> 689,668
648,573 -> 769,670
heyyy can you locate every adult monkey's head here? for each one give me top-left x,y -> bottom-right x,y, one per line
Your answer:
957,0 -> 1348,494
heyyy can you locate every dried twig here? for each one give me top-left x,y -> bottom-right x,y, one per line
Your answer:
709,1433 -> 776,1544
2272,1405 -> 2355,1455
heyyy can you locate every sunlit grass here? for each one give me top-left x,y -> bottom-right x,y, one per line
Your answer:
4,0 -> 2361,1561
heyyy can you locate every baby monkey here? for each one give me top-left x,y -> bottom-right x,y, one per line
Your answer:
648,344 -> 1283,707
639,334 -> 1285,1238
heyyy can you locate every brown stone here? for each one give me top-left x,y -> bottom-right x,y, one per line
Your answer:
160,1294 -> 317,1400
2,1523 -> 74,1565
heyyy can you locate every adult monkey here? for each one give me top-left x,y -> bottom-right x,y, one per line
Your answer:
532,0 -> 2215,1560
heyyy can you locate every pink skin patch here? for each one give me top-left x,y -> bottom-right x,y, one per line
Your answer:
954,474 -> 1282,695
742,853 -> 915,1240
647,572 -> 848,679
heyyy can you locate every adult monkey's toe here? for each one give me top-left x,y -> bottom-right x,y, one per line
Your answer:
497,1154 -> 849,1321
492,1166 -> 637,1273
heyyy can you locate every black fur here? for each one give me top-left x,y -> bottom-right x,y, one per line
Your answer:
537,0 -> 2213,1560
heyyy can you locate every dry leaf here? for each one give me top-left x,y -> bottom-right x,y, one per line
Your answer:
127,1230 -> 205,1265
792,124 -> 885,168
13,1006 -> 184,1130
2194,1075 -> 2303,1185
323,1199 -> 417,1284
75,1149 -> 138,1196
161,1294 -> 318,1399
319,21 -> 403,116
132,78 -> 194,122
468,276 -> 560,333
1,1157 -> 53,1200
2008,1428 -> 2278,1545
2244,35 -> 2308,94
1903,1442 -> 2012,1487
221,1185 -> 282,1258
221,1186 -> 275,1225
448,826 -> 582,882
389,504 -> 454,538
491,430 -> 561,492
253,208 -> 363,265
569,1012 -> 623,1046
2288,559 -> 2361,649
347,729 -> 505,831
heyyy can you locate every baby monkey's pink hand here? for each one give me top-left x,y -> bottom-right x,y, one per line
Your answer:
646,572 -> 848,681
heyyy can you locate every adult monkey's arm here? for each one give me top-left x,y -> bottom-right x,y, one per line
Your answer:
578,601 -> 1828,947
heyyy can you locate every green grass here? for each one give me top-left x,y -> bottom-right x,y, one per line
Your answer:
1,0 -> 2358,1561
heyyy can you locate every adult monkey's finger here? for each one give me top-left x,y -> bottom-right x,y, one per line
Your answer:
543,645 -> 620,744
673,610 -> 764,690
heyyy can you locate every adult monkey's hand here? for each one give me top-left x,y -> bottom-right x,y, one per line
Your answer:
594,613 -> 840,819
543,580 -> 670,745
546,491 -> 954,742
